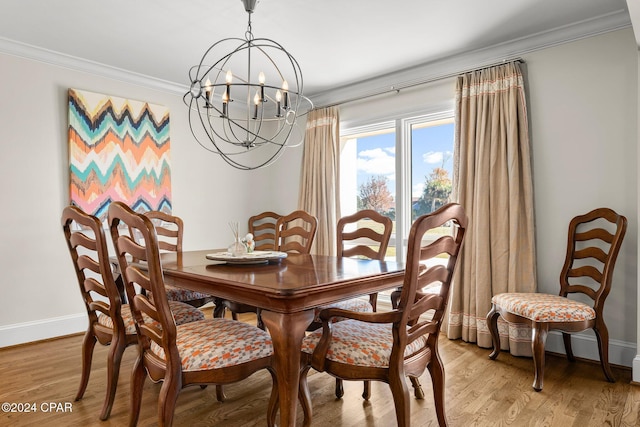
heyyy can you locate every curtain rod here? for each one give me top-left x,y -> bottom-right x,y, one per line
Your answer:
319,57 -> 524,109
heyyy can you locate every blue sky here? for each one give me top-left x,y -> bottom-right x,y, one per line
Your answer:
355,122 -> 454,199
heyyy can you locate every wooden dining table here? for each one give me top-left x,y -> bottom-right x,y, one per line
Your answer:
156,249 -> 404,427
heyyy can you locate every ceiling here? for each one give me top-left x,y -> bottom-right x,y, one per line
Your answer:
0,0 -> 633,103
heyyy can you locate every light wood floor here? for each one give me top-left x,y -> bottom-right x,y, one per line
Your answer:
1,309 -> 639,427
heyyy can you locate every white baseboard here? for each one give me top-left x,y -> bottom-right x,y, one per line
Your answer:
0,313 -> 87,348
633,356 -> 640,382
543,330 -> 635,368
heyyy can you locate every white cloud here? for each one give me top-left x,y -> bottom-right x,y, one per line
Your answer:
422,151 -> 443,164
358,147 -> 395,175
412,182 -> 424,198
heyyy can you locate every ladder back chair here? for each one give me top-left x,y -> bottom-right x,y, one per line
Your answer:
214,211 -> 283,329
300,203 -> 467,427
214,210 -> 317,329
61,206 -> 203,421
275,210 -> 317,254
311,209 -> 394,399
487,207 -> 627,391
130,210 -> 214,308
249,211 -> 282,251
108,201 -> 277,427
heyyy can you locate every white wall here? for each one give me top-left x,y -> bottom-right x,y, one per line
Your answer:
0,53 -> 302,346
526,29 -> 638,366
0,29 -> 637,371
338,28 -> 638,367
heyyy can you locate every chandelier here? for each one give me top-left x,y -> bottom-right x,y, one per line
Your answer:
184,0 -> 313,170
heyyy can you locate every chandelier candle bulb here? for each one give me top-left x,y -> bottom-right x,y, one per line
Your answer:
259,71 -> 265,101
226,70 -> 233,100
276,90 -> 282,117
222,90 -> 229,117
204,78 -> 213,106
253,91 -> 260,119
282,80 -> 289,110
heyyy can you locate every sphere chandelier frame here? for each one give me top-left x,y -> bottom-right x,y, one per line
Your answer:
184,0 -> 313,170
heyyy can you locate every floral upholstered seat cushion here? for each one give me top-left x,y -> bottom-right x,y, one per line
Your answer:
150,318 -> 273,371
301,319 -> 427,368
98,301 -> 205,334
492,293 -> 596,322
164,284 -> 211,303
314,298 -> 373,323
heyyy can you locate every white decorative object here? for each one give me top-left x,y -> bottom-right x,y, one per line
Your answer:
243,232 -> 255,252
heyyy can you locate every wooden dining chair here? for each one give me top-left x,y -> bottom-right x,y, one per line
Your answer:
335,209 -> 393,311
108,201 -> 277,427
486,207 -> 627,392
310,209 -> 394,399
129,210 -> 214,308
249,211 -> 282,250
275,210 -> 317,254
300,203 -> 467,427
61,206 -> 204,421
214,211 -> 284,329
214,211 -> 317,329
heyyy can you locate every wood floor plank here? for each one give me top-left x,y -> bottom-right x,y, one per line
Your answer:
1,310 -> 639,426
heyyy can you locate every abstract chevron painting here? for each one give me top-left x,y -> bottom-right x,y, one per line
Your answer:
68,89 -> 171,222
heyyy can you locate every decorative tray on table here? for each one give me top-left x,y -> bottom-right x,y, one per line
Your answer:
205,250 -> 288,265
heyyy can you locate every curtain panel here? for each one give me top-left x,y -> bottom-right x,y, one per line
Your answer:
298,107 -> 341,256
447,61 -> 537,356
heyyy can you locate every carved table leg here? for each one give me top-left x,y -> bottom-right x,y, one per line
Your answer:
261,309 -> 314,427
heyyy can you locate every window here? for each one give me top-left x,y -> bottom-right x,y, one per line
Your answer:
340,112 -> 454,264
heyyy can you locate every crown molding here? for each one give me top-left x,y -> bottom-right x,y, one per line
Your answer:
0,37 -> 188,95
0,9 -> 631,100
310,9 -> 632,108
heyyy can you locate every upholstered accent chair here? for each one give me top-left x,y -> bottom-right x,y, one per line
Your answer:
61,206 -> 204,421
487,207 -> 627,391
300,203 -> 467,427
108,202 -> 277,427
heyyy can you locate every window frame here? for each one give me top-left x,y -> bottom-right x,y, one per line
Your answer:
340,109 -> 454,264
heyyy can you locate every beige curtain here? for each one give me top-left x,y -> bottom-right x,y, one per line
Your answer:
446,61 -> 537,356
298,107 -> 340,256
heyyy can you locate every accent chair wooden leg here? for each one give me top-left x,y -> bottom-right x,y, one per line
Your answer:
101,334 -> 126,420
409,376 -> 425,399
362,380 -> 371,400
531,323 -> 549,392
158,375 -> 181,427
299,365 -> 313,427
486,305 -> 501,360
335,378 -> 344,398
427,345 -> 447,426
594,320 -> 616,383
266,368 -> 279,427
562,332 -> 576,362
213,298 -> 226,318
215,385 -> 226,402
75,331 -> 96,402
129,355 -> 146,427
388,369 -> 411,427
256,308 -> 265,330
